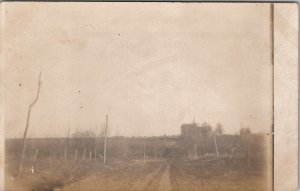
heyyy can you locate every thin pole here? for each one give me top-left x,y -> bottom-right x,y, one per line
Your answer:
33,149 -> 39,162
248,151 -> 251,170
64,147 -> 67,159
67,127 -> 70,146
213,133 -> 219,158
64,127 -> 70,159
270,4 -> 275,191
75,149 -> 78,160
194,143 -> 198,159
94,125 -> 98,160
143,137 -> 146,164
103,114 -> 108,166
82,148 -> 86,160
154,146 -> 157,160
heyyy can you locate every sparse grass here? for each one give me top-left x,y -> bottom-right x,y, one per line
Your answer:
5,135 -> 268,191
5,158 -> 106,191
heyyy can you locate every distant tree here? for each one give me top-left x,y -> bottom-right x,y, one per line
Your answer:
200,122 -> 212,137
201,122 -> 209,128
207,123 -> 212,128
214,123 -> 224,135
239,127 -> 251,135
72,129 -> 96,138
72,124 -> 106,138
96,123 -> 107,138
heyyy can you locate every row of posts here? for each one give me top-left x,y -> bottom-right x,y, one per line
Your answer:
33,145 -> 157,162
31,147 -> 104,161
68,148 -> 103,160
29,115 -> 109,164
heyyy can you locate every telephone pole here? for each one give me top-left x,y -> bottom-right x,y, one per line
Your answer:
103,114 -> 108,166
143,137 -> 146,164
213,133 -> 219,158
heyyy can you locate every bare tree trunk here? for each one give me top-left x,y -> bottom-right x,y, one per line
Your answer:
17,72 -> 42,176
213,133 -> 219,158
103,115 -> 108,166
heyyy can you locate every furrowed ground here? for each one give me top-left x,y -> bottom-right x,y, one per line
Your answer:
5,158 -> 267,191
5,135 -> 268,191
60,159 -> 266,191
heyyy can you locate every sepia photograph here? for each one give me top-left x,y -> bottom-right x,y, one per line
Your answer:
0,2 -> 298,191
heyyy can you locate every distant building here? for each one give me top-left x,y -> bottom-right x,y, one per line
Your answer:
181,118 -> 212,137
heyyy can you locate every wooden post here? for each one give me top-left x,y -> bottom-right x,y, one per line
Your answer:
103,115 -> 108,166
270,5 -> 274,191
82,148 -> 86,160
247,150 -> 251,174
33,149 -> 39,162
93,125 -> 98,160
89,151 -> 92,160
194,144 -> 198,159
18,72 -> 42,176
213,133 -> 219,158
64,127 -> 70,159
64,147 -> 68,160
75,149 -> 78,160
143,137 -> 146,164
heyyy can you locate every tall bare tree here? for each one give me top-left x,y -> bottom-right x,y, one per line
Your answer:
18,72 -> 42,176
214,122 -> 224,136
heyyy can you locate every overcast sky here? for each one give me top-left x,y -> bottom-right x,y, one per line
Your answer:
4,3 -> 273,138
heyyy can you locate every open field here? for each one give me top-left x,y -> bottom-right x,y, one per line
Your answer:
5,135 -> 268,191
5,158 -> 267,191
62,159 -> 266,191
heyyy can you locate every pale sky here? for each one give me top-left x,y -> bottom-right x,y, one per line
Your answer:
3,3 -> 273,138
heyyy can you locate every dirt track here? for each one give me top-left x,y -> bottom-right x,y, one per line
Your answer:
60,159 -> 266,191
61,160 -> 171,191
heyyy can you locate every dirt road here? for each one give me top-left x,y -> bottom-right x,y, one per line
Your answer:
60,159 -> 266,191
61,160 -> 172,191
